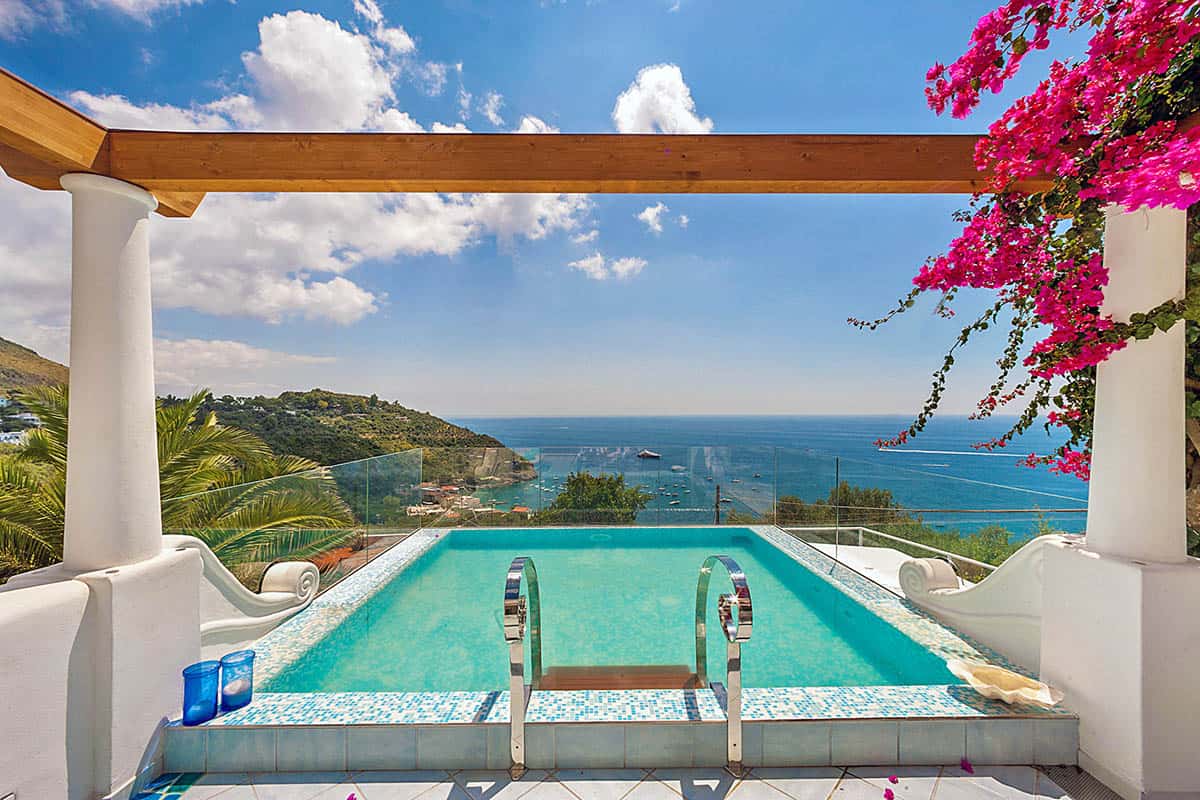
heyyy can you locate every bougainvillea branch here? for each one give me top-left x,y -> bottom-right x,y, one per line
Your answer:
854,0 -> 1200,480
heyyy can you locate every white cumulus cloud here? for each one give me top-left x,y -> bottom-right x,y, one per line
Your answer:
610,256 -> 647,279
69,91 -> 232,130
612,63 -> 713,134
0,3 -> 593,343
636,202 -> 668,234
241,10 -> 398,131
154,338 -> 337,396
480,90 -> 504,126
515,115 -> 557,134
677,214 -> 690,228
567,252 -> 647,281
571,230 -> 599,245
1,0 -> 205,39
568,252 -> 608,281
352,0 -> 414,54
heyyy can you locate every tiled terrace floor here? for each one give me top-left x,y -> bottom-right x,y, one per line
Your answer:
135,765 -> 1080,800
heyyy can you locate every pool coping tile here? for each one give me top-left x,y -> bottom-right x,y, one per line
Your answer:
195,526 -> 1075,731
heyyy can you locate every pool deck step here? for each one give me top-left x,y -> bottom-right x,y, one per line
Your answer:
539,665 -> 703,690
163,714 -> 1080,774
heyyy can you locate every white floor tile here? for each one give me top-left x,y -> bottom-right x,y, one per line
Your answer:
835,777 -> 907,800
453,769 -> 552,800
725,777 -> 791,800
844,767 -> 940,800
651,769 -> 742,800
623,778 -> 687,800
350,770 -> 458,800
252,772 -> 354,800
197,786 -> 259,800
518,780 -> 582,800
934,768 -> 1040,800
749,768 -> 843,800
169,773 -> 251,799
311,784 -> 371,800
555,769 -> 652,800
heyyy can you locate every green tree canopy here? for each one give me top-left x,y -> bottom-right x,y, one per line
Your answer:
535,471 -> 653,525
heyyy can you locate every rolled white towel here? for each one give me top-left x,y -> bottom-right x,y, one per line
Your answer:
899,557 -> 960,597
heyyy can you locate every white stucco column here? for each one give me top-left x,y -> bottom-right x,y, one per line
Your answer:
1040,204 -> 1200,800
1085,205 -> 1188,562
60,173 -> 163,572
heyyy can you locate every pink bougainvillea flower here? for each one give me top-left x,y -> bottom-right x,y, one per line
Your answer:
888,775 -> 899,784
867,0 -> 1200,476
960,757 -> 975,774
884,789 -> 895,800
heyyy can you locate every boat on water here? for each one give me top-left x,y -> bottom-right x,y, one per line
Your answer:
669,500 -> 681,506
731,478 -> 742,483
720,498 -> 733,504
637,449 -> 661,459
670,465 -> 686,472
753,473 -> 762,478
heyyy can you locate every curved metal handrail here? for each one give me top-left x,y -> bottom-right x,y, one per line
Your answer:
695,554 -> 753,684
503,556 -> 543,683
504,556 -> 542,778
695,554 -> 752,777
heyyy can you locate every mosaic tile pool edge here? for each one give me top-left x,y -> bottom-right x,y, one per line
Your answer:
746,526 -> 1030,675
226,525 -> 1073,729
252,529 -> 444,687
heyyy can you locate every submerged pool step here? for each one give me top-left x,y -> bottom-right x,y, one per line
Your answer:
539,665 -> 703,690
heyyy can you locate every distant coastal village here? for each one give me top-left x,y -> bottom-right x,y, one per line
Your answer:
407,483 -> 532,520
0,396 -> 40,445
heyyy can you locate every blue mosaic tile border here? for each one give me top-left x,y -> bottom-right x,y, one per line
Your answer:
232,525 -> 1073,729
254,529 -> 444,687
172,682 -> 1070,728
747,526 -> 1029,676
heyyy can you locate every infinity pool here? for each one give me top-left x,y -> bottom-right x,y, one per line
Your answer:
264,527 -> 956,692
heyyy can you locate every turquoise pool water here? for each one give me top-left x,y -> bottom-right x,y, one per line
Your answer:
265,527 -> 956,692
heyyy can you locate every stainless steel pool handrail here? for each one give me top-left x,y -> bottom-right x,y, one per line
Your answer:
504,556 -> 542,779
695,555 -> 753,777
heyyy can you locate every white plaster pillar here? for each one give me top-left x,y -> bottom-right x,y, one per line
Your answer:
60,174 -> 163,572
1085,205 -> 1188,562
1040,204 -> 1200,800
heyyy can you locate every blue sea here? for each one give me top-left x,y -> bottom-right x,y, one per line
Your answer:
451,415 -> 1089,537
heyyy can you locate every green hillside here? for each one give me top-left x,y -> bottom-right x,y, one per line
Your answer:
196,389 -> 534,484
0,337 -> 68,396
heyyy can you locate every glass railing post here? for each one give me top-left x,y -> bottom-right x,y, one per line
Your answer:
834,456 -> 841,558
773,447 -> 779,526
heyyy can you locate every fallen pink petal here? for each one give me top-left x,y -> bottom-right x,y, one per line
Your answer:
960,757 -> 974,774
884,789 -> 895,800
888,775 -> 899,784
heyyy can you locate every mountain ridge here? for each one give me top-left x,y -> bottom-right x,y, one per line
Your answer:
0,337 -> 68,395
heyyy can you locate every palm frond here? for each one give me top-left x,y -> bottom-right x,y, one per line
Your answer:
191,526 -> 360,567
0,384 -> 358,584
13,385 -> 69,468
0,517 -> 60,574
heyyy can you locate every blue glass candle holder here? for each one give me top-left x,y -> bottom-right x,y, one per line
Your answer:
181,660 -> 220,726
219,649 -> 256,712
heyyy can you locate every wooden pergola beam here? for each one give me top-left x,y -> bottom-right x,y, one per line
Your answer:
0,69 -> 107,172
106,130 -> 1042,195
5,67 -> 1090,217
0,69 -> 204,217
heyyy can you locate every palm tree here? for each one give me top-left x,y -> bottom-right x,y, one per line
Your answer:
0,386 -> 356,582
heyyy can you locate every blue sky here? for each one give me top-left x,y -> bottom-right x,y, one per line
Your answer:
0,0 -> 1067,416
